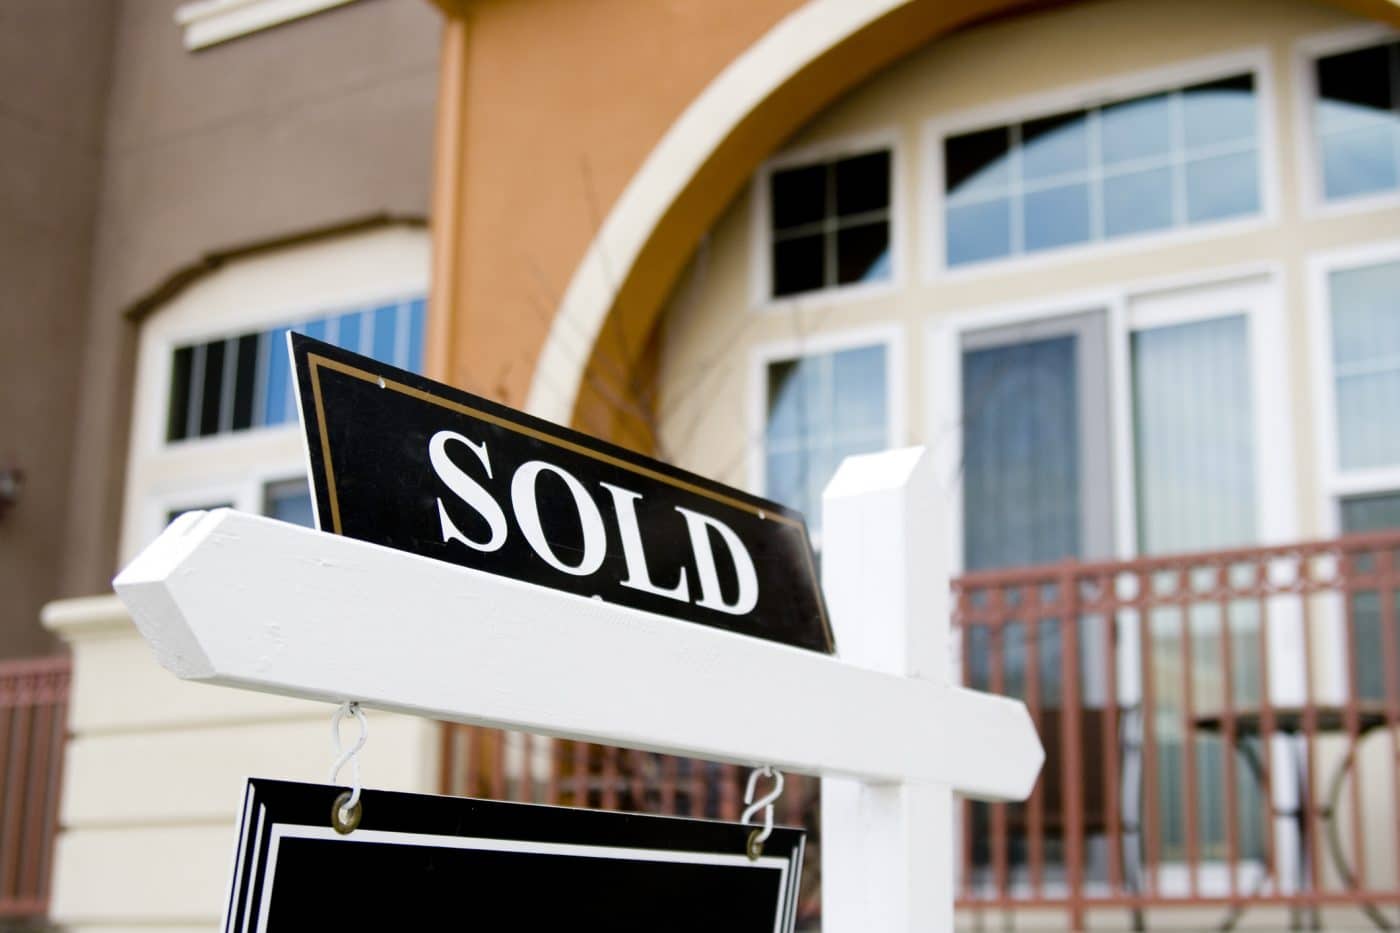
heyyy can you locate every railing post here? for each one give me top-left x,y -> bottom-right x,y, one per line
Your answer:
1059,562 -> 1085,931
821,447 -> 950,931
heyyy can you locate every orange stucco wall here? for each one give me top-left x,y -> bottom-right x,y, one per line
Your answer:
432,0 -> 806,408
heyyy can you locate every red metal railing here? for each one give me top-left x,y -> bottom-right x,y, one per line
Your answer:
440,532 -> 1400,930
956,531 -> 1400,929
0,655 -> 69,920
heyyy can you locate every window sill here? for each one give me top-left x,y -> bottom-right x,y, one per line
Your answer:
174,0 -> 358,51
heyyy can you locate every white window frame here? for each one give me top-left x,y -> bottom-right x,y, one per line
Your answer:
1293,23 -> 1400,219
920,47 -> 1280,283
121,228 -> 429,563
928,263 -> 1296,571
749,129 -> 906,312
1306,237 -> 1400,536
158,293 -> 424,449
928,263 -> 1302,895
746,323 -> 907,546
175,0 -> 361,51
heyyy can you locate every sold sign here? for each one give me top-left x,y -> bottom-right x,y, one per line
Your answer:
291,334 -> 834,653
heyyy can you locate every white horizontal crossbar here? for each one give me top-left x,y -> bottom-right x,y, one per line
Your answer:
114,509 -> 1040,798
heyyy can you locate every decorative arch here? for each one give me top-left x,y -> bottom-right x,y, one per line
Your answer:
525,0 -> 1400,442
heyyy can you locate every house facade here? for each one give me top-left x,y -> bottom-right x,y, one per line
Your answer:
13,0 -> 1400,929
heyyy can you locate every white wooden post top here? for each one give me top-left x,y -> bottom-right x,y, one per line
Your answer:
114,504 -> 1041,797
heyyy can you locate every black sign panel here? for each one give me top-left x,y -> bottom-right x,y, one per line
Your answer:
291,334 -> 832,653
225,779 -> 805,932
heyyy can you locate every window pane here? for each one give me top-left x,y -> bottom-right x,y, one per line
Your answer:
772,234 -> 825,297
834,151 -> 890,217
1101,93 -> 1171,165
770,163 -> 826,230
371,304 -> 398,363
263,326 -> 292,427
945,126 -> 1012,199
198,340 -> 225,437
766,358 -> 820,444
1185,150 -> 1258,223
1182,74 -> 1256,150
166,502 -> 233,526
831,345 -> 887,431
407,298 -> 427,373
230,334 -> 259,431
767,448 -> 812,518
1132,315 -> 1255,554
961,335 -> 1081,570
1321,124 -> 1399,200
1103,166 -> 1174,237
300,317 -> 327,342
1331,260 -> 1400,471
1341,491 -> 1400,533
1317,43 -> 1395,136
834,221 -> 890,285
265,478 -> 315,528
335,311 -> 364,354
764,346 -> 887,538
946,198 -> 1011,266
1021,110 -> 1089,181
167,345 -> 194,441
1023,182 -> 1090,252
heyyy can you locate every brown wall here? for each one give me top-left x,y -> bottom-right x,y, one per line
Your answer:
59,0 -> 443,601
0,0 -> 117,657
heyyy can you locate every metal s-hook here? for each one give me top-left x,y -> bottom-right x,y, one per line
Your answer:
740,765 -> 784,860
329,701 -> 368,834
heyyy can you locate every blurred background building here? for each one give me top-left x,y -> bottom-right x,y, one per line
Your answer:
4,0 -> 1400,929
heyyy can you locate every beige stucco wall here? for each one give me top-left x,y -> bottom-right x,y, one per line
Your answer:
43,595 -> 441,931
654,0 -> 1400,546
61,0 -> 442,604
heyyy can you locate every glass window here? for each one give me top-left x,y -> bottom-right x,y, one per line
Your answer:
769,150 -> 892,298
764,344 -> 888,536
1328,259 -> 1400,471
166,296 -> 428,443
1132,315 -> 1256,554
165,501 -> 233,526
961,336 -> 1082,571
264,478 -> 316,528
942,72 -> 1260,267
1341,490 -> 1400,532
1313,40 -> 1400,202
1340,492 -> 1400,702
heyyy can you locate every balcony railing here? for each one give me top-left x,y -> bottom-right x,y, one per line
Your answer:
0,655 -> 69,920
956,530 -> 1400,929
440,532 -> 1400,930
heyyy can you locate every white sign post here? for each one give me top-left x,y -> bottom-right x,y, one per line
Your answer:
114,446 -> 1040,929
822,447 -> 961,931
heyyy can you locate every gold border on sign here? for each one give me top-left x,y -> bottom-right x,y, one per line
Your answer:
307,353 -> 833,650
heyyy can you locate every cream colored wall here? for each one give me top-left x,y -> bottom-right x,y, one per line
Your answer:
654,0 -> 1400,545
42,596 -> 440,931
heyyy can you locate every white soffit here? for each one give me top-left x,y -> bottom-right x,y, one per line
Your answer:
174,0 -> 359,51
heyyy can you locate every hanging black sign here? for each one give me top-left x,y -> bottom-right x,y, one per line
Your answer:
291,334 -> 833,653
225,778 -> 805,932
